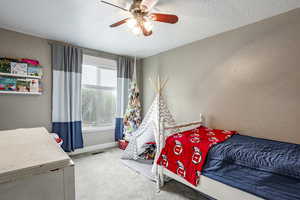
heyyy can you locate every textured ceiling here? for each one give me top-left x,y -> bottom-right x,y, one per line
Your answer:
0,0 -> 299,58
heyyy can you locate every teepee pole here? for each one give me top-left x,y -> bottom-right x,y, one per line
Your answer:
149,77 -> 158,93
161,78 -> 168,92
159,117 -> 165,188
156,79 -> 161,192
157,76 -> 161,100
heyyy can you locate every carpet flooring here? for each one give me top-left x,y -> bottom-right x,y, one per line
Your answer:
73,148 -> 209,200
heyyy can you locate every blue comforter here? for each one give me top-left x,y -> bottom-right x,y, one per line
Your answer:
202,134 -> 300,200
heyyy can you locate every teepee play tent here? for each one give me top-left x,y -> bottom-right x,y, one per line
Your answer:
122,77 -> 180,179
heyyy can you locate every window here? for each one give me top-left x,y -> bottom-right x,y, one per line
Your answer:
81,55 -> 117,129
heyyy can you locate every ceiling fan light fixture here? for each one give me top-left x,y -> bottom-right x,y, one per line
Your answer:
127,18 -> 138,29
132,25 -> 142,35
144,20 -> 153,32
102,0 -> 179,36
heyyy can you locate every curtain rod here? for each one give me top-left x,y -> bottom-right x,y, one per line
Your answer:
47,40 -> 140,60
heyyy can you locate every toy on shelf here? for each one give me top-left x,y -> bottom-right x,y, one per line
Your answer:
0,77 -> 16,91
0,59 -> 11,73
11,62 -> 28,76
28,79 -> 39,92
16,79 -> 30,92
20,59 -> 40,66
27,65 -> 43,77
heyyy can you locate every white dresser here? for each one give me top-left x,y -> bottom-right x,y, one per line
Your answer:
0,127 -> 75,200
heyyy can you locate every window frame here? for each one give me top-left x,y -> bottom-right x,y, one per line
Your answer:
81,55 -> 117,132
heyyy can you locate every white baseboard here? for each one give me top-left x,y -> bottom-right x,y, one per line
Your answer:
68,142 -> 118,156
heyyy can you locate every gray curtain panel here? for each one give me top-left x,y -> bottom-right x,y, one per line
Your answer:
115,56 -> 134,141
51,43 -> 84,152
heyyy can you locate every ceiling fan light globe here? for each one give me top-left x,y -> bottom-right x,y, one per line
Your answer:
132,26 -> 142,35
144,21 -> 153,31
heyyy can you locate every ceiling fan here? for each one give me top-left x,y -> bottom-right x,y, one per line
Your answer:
100,0 -> 179,36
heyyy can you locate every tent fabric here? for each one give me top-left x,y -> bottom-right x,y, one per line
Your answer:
122,94 -> 179,175
122,95 -> 159,160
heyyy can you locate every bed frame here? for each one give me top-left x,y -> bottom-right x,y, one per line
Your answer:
155,114 -> 263,200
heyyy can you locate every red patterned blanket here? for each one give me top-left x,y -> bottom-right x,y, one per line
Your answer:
157,126 -> 236,186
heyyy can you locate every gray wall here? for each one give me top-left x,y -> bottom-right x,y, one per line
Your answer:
142,8 -> 300,144
0,28 -> 52,131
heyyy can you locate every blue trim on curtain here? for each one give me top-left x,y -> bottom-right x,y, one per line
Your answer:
115,117 -> 124,141
52,121 -> 83,152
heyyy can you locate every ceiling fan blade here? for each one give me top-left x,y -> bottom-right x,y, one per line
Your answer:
150,13 -> 179,24
110,18 -> 129,27
100,0 -> 129,11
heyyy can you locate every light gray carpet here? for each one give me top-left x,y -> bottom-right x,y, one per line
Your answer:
121,159 -> 155,181
73,148 -> 210,200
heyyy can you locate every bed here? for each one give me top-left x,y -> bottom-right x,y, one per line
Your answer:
154,116 -> 300,200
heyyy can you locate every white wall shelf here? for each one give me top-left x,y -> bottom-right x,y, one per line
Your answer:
0,72 -> 41,79
0,91 -> 42,95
